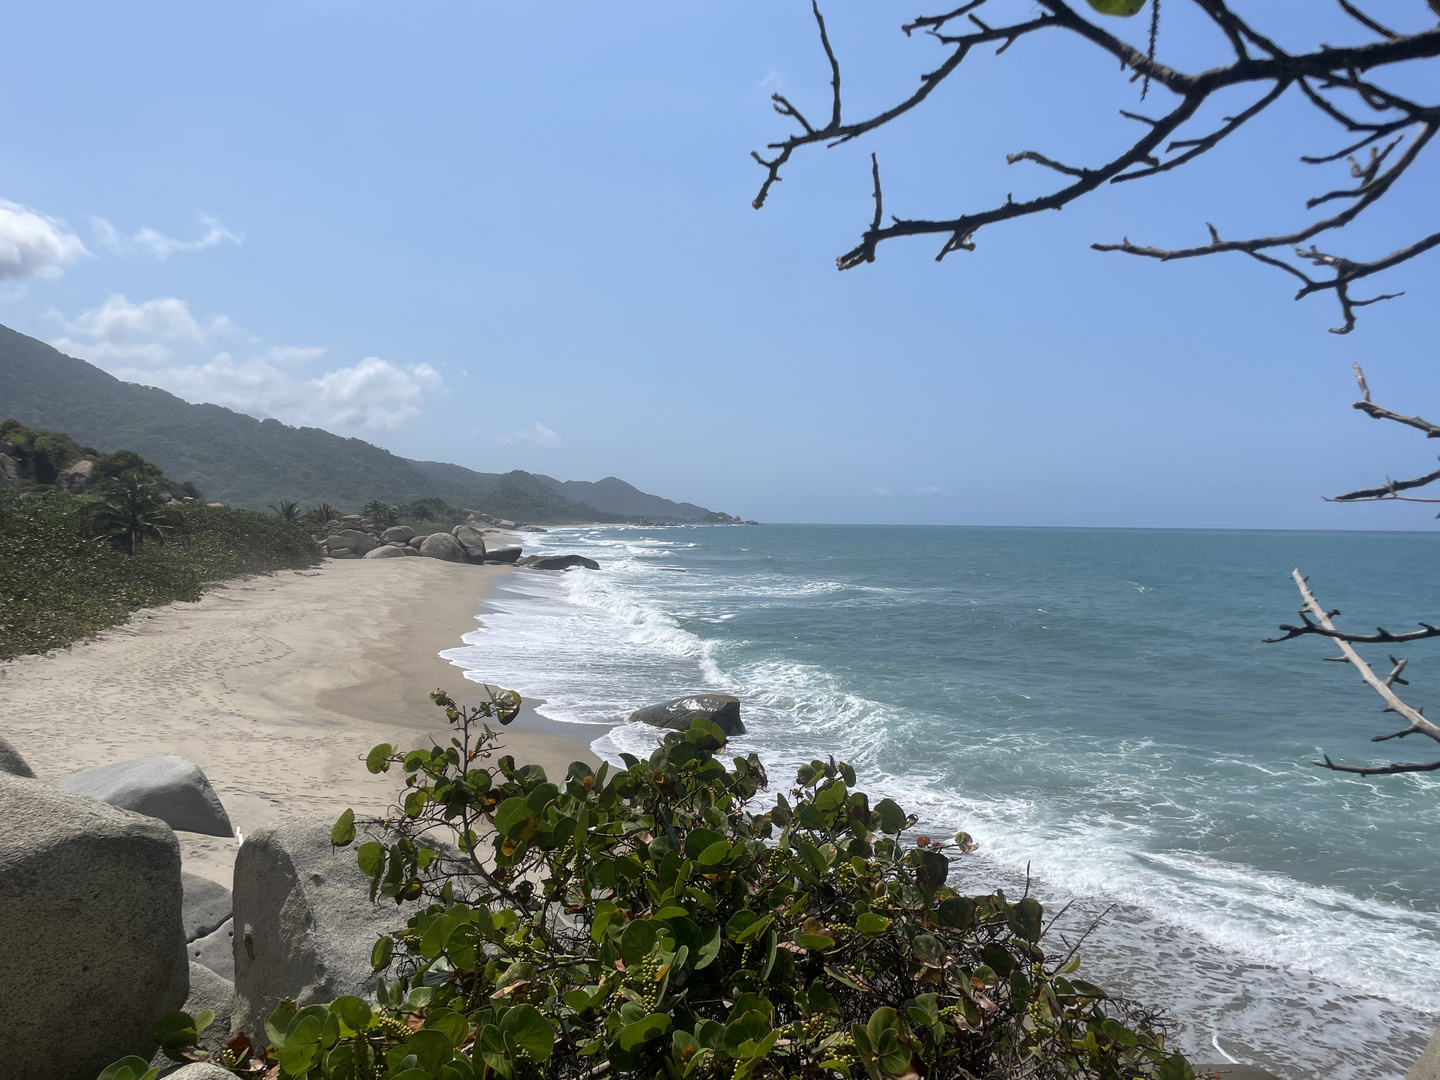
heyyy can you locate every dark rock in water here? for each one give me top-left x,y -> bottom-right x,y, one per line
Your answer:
484,547 -> 523,564
190,917 -> 235,981
57,754 -> 234,837
182,872 -> 233,943
419,531 -> 466,562
0,772 -> 188,1080
451,524 -> 487,560
629,694 -> 745,736
0,732 -> 35,777
232,814 -> 405,1041
519,554 -> 600,571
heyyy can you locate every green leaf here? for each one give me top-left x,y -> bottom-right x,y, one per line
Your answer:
407,1029 -> 455,1073
371,934 -> 394,972
499,1003 -> 555,1062
266,998 -> 298,1049
685,828 -> 725,858
855,912 -> 891,936
494,796 -> 534,838
1013,896 -> 1043,942
698,839 -> 733,866
357,840 -> 385,877
726,909 -> 760,941
619,1012 -> 672,1051
733,913 -> 774,944
334,995 -> 372,1035
695,923 -> 722,969
365,743 -> 394,773
621,918 -> 660,964
421,914 -> 457,959
150,1010 -> 200,1049
97,1056 -> 156,1080
278,1014 -> 322,1075
873,798 -> 907,834
937,896 -> 974,928
331,808 -> 356,846
1086,0 -> 1147,13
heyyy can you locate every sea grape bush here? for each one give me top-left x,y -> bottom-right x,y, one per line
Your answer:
132,690 -> 1195,1080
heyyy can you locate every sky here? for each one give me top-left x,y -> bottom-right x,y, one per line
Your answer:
0,0 -> 1435,528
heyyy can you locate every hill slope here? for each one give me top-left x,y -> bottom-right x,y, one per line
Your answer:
0,324 -> 720,522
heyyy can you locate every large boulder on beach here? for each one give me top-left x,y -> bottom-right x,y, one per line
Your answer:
364,544 -> 408,559
231,814 -> 403,1041
179,962 -> 236,1056
182,872 -> 233,943
328,529 -> 378,556
191,917 -> 236,980
1409,1023 -> 1440,1080
630,694 -> 745,736
452,523 -> 487,560
519,554 -> 600,571
0,732 -> 35,777
57,754 -> 233,837
0,772 -> 188,1080
382,524 -> 415,543
419,531 -> 466,562
485,547 -> 524,564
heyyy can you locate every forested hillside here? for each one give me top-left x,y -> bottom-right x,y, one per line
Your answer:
0,324 -> 720,521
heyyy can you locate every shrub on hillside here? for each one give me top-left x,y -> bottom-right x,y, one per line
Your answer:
140,692 -> 1195,1080
0,492 -> 320,658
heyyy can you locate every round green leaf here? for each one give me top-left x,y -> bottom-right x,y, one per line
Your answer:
499,1003 -> 555,1061
494,796 -> 534,839
365,743 -> 394,773
873,798 -> 907,834
330,808 -> 356,846
406,1029 -> 454,1073
855,912 -> 891,936
1086,0 -> 1147,13
334,995 -> 372,1035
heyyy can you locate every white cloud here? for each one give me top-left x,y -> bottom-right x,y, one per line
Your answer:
496,422 -> 562,448
870,486 -> 891,496
0,199 -> 87,280
52,294 -> 441,433
91,211 -> 243,260
916,485 -> 942,494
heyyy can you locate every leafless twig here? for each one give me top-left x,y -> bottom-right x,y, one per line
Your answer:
752,0 -> 1440,332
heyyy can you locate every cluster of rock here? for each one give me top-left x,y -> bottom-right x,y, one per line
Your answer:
312,515 -> 602,572
0,734 -> 400,1080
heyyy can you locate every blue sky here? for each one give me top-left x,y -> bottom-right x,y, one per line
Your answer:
0,1 -> 1435,528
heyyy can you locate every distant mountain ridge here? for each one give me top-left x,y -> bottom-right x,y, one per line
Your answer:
0,323 -> 726,523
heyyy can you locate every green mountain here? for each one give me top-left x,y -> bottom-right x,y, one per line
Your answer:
0,323 -> 723,523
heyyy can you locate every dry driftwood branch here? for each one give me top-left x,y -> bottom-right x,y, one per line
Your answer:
752,0 -> 1440,332
1274,571 -> 1440,776
1330,364 -> 1440,505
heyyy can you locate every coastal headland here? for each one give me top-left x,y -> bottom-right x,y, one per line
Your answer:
0,555 -> 599,887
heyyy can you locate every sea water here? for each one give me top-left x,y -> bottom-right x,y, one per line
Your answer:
441,524 -> 1440,1079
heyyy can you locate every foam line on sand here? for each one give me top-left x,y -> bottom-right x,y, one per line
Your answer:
0,558 -> 598,886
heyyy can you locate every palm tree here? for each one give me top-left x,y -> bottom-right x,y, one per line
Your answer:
363,500 -> 399,526
89,477 -> 183,555
302,502 -> 344,528
269,499 -> 302,522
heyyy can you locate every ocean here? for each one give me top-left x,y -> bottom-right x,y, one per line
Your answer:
440,524 -> 1440,1079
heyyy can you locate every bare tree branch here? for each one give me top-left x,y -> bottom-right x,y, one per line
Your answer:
1274,571 -> 1440,776
752,0 -> 1440,331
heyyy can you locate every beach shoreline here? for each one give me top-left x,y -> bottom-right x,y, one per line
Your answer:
0,556 -> 599,886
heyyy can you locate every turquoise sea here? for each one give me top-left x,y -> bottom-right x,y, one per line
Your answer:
442,524 -> 1440,1079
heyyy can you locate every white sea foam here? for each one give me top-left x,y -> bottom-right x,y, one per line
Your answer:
443,526 -> 1439,1079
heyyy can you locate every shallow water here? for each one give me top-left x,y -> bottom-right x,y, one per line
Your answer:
442,524 -> 1440,1078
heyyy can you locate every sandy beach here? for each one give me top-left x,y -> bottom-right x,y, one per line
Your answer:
0,556 -> 600,886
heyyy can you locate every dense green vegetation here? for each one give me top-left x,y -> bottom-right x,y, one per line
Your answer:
136,695 -> 1193,1080
0,492 -> 319,660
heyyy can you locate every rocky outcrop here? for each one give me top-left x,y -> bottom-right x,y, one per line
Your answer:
182,872 -> 233,943
1409,1023 -> 1440,1080
630,694 -> 745,736
381,525 -> 415,543
57,754 -> 234,837
56,457 -> 96,493
452,523 -> 487,560
519,554 -> 600,571
0,444 -> 19,491
0,732 -> 35,777
191,918 -> 236,980
166,1060 -> 237,1079
419,531 -> 466,562
231,814 -> 403,1041
327,529 -> 378,556
484,547 -> 524,564
363,544 -> 409,559
0,773 -> 188,1080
